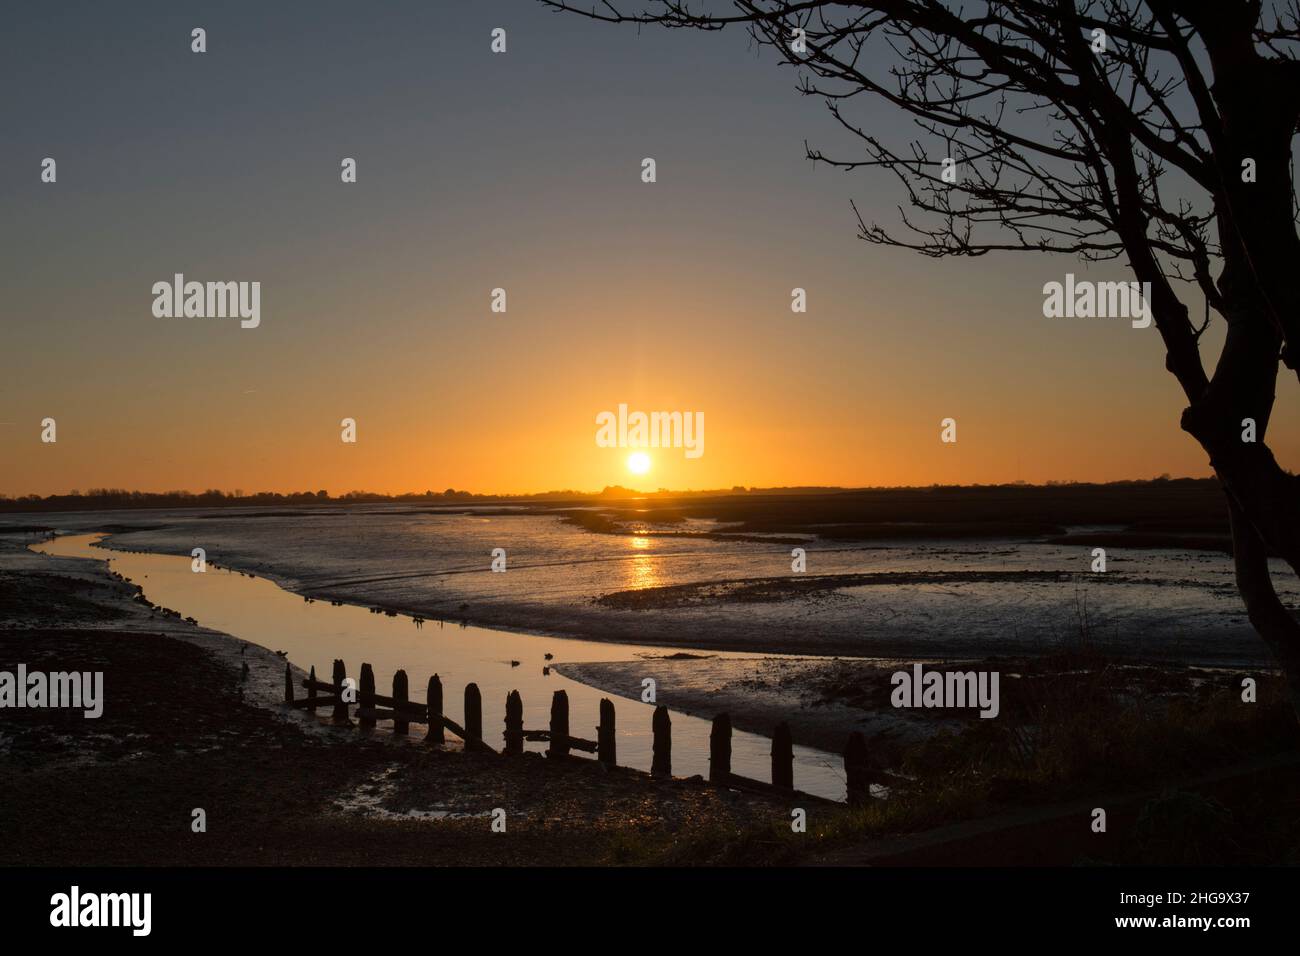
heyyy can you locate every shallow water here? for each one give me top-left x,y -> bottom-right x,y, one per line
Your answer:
37,503 -> 1280,662
35,533 -> 849,801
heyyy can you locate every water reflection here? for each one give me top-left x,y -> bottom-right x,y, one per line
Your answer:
625,536 -> 663,591
33,532 -> 846,801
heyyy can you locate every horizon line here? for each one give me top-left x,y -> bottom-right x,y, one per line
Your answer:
0,473 -> 1212,506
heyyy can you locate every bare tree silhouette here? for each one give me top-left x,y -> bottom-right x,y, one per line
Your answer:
543,0 -> 1300,706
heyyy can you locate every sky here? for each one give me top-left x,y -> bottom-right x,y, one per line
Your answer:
2,0 -> 1296,496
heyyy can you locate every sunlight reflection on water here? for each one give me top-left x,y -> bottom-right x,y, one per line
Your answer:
35,532 -> 847,802
625,536 -> 664,591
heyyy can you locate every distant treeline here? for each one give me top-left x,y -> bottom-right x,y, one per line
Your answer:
0,488 -> 486,512
0,477 -> 1224,526
608,476 -> 1232,539
0,485 -> 623,512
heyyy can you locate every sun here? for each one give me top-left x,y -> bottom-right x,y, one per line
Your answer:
626,452 -> 652,475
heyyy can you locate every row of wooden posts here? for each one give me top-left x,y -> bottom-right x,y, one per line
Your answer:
284,658 -> 870,805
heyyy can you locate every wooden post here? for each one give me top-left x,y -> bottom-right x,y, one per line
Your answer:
331,659 -> 348,722
709,713 -> 732,785
358,663 -> 376,729
283,662 -> 293,704
427,674 -> 445,746
549,690 -> 570,759
307,665 -> 318,712
464,683 -> 482,748
845,732 -> 870,807
772,722 -> 794,790
597,698 -> 616,767
504,690 -> 523,755
651,705 -> 671,777
392,669 -> 409,736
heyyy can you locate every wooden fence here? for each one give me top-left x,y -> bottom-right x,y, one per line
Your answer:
284,658 -> 870,805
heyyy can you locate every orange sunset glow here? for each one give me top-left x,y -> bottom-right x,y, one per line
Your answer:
6,0 -> 1300,909
8,284 -> 1297,497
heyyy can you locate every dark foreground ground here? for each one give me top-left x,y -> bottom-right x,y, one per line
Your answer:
0,625 -> 804,866
2,531 -> 1298,866
0,536 -> 798,866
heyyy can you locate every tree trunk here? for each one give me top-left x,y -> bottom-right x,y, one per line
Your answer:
1226,496 -> 1300,716
1179,230 -> 1300,718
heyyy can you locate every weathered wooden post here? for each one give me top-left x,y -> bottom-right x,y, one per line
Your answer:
504,690 -> 524,755
427,674 -> 445,746
549,690 -> 570,759
845,732 -> 870,807
358,663 -> 376,730
597,698 -> 617,767
651,705 -> 671,777
772,722 -> 794,790
709,713 -> 732,786
464,683 -> 482,748
307,665 -> 318,712
331,659 -> 348,722
392,669 -> 409,736
283,662 -> 293,705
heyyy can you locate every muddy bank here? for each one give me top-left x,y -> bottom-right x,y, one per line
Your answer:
1,510 -> 1273,666
596,570 -> 1097,610
83,529 -> 1271,665
0,532 -> 289,714
554,652 -> 1269,767
554,656 -> 964,759
0,533 -> 802,865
